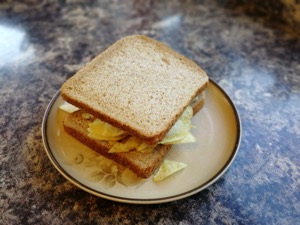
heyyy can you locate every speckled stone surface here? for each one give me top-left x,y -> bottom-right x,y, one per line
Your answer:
1,0 -> 299,224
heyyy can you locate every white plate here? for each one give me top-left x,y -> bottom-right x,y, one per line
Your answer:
42,79 -> 241,204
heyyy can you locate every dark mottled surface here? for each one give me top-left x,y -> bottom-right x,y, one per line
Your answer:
1,0 -> 299,224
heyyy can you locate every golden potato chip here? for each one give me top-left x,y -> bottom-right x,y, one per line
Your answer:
153,160 -> 187,182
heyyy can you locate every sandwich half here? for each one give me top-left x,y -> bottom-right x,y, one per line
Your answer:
60,35 -> 208,178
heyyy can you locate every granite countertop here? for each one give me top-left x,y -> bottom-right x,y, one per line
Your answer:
1,0 -> 299,224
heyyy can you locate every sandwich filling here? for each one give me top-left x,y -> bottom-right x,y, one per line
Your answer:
88,105 -> 195,153
60,102 -> 198,154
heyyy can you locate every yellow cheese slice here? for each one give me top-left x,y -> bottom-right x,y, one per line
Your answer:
153,160 -> 187,182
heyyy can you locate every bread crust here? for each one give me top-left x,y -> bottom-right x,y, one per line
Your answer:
61,35 -> 208,144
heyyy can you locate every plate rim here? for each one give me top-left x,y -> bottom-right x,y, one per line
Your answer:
42,79 -> 242,204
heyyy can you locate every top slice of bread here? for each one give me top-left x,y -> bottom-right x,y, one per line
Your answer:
61,35 -> 208,144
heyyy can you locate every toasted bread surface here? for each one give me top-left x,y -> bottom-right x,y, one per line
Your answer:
61,35 -> 208,144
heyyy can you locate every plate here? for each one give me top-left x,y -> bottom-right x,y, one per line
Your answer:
42,79 -> 241,204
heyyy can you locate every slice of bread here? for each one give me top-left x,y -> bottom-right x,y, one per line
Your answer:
61,35 -> 208,144
63,97 -> 205,178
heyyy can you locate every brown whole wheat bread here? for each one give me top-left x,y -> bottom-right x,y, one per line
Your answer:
63,97 -> 205,178
61,35 -> 208,145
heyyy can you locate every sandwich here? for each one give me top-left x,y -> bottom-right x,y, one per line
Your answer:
60,35 -> 208,179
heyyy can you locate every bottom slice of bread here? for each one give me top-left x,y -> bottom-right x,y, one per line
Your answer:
63,110 -> 172,178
